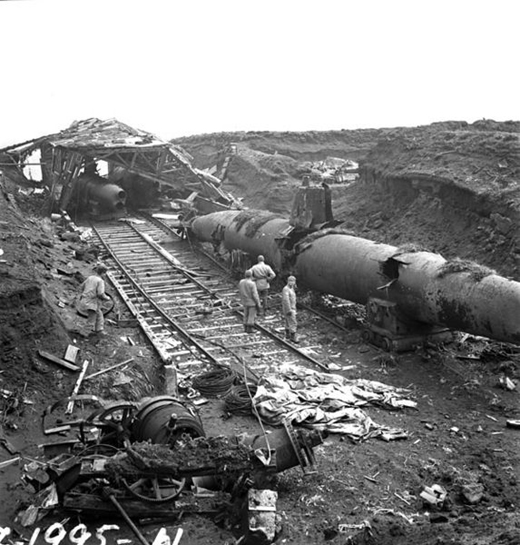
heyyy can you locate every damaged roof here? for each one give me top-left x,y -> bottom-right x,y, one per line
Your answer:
0,118 -> 238,208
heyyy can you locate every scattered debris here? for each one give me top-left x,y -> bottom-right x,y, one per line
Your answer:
461,482 -> 484,504
498,375 -> 516,391
0,456 -> 21,469
506,419 -> 520,429
420,484 -> 447,507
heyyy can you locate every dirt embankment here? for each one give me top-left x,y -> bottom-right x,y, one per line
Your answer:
174,120 -> 520,279
0,189 -> 70,392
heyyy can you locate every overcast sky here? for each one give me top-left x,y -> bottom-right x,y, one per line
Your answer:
1,0 -> 518,148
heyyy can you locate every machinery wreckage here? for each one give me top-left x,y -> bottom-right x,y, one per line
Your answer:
22,395 -> 324,544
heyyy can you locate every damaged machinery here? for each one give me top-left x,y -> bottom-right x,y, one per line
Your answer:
189,184 -> 520,351
28,395 -> 324,542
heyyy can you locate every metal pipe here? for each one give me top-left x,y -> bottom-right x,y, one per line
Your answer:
104,490 -> 150,545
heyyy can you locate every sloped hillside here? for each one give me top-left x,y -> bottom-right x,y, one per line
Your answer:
173,129 -> 383,213
173,121 -> 520,279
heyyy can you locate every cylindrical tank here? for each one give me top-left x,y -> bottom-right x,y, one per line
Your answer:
132,396 -> 205,446
294,232 -> 397,304
84,179 -> 126,212
295,232 -> 520,344
190,210 -> 290,270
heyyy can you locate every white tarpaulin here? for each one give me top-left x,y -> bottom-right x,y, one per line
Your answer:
253,365 -> 417,441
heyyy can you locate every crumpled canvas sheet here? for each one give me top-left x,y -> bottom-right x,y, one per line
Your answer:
252,365 -> 417,441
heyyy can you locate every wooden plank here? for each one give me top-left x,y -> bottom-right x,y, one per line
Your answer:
66,360 -> 89,414
38,350 -> 81,372
84,358 -> 134,381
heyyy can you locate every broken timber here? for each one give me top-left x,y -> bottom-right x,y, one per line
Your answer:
38,350 -> 81,372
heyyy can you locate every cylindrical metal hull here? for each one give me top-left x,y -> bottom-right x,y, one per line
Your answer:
191,210 -> 290,270
84,180 -> 126,212
189,210 -> 520,344
295,233 -> 520,344
295,233 -> 397,304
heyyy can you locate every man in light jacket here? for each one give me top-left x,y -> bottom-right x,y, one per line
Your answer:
78,264 -> 111,336
282,275 -> 298,343
238,269 -> 262,333
249,255 -> 276,315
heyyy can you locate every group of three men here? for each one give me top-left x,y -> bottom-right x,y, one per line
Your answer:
79,255 -> 298,342
238,255 -> 298,342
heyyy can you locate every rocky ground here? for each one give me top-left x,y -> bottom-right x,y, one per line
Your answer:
0,120 -> 519,544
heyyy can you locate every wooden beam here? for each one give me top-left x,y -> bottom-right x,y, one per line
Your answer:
156,149 -> 167,175
38,350 -> 81,372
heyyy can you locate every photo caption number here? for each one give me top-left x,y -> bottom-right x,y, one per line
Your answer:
0,528 -> 11,544
69,524 -> 91,545
44,523 -> 67,545
95,525 -> 120,545
21,524 -> 120,545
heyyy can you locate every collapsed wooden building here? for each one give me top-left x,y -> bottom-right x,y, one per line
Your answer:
0,117 -> 240,216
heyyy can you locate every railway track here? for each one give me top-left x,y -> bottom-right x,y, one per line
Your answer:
93,216 -> 339,387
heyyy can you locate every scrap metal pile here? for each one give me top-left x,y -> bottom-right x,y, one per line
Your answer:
19,395 -> 324,544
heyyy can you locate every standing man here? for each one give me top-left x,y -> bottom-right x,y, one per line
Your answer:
282,275 -> 298,343
249,255 -> 276,315
238,269 -> 261,333
78,264 -> 111,337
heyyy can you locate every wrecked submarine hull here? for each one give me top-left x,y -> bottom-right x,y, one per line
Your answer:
295,233 -> 520,344
191,209 -> 290,270
190,211 -> 520,345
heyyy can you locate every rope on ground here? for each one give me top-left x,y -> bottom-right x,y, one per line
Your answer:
192,368 -> 236,398
224,384 -> 258,415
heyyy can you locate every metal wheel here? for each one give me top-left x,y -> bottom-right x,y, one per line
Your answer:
85,402 -> 136,446
361,329 -> 372,343
381,337 -> 393,352
122,474 -> 186,503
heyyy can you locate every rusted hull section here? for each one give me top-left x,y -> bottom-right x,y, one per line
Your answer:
191,210 -> 290,270
191,210 -> 520,345
295,234 -> 520,344
295,233 -> 397,304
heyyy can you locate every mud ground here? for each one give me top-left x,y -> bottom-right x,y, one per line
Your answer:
1,122 -> 520,545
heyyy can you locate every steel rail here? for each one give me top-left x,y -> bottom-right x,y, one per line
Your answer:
94,218 -> 336,374
136,215 -> 331,369
93,224 -> 225,368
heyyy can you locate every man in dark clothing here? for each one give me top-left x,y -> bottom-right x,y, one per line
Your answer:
238,269 -> 262,333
